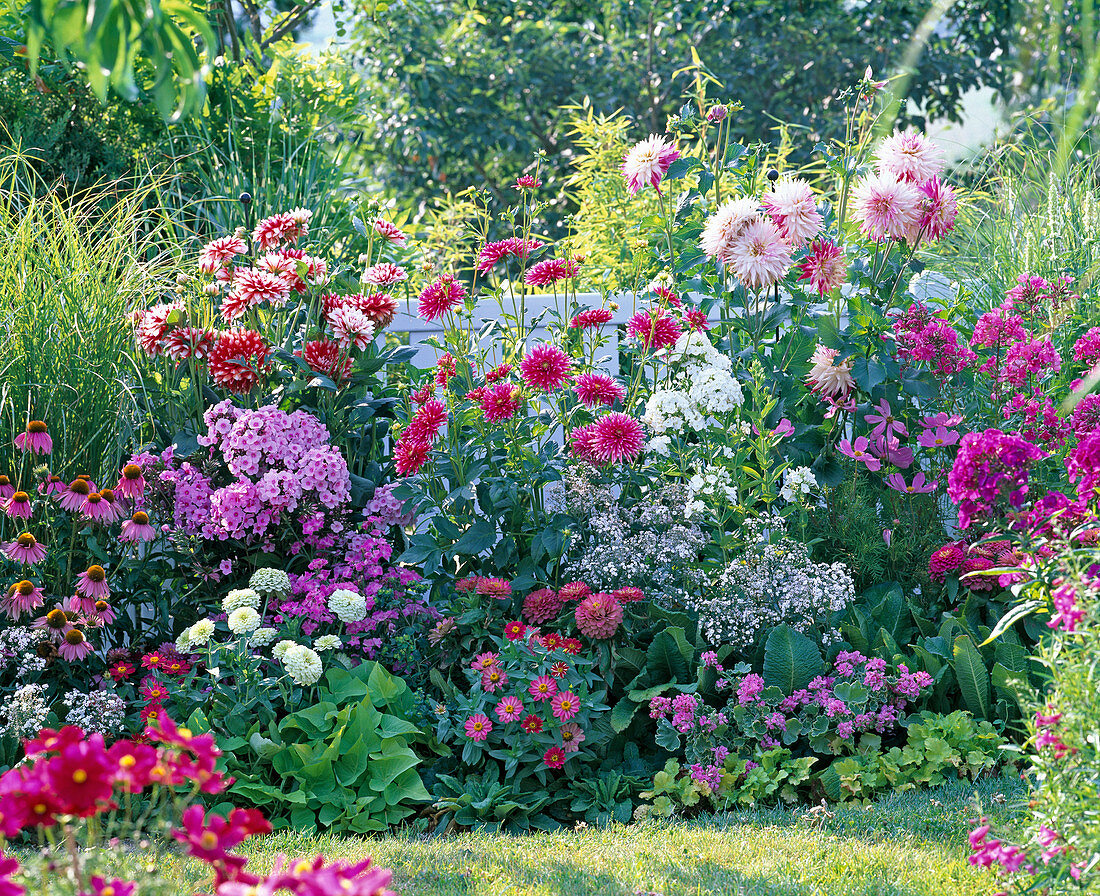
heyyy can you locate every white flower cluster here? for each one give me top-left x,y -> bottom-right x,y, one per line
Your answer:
249,567 -> 291,597
223,588 -> 260,613
0,627 -> 48,678
62,689 -> 126,735
178,618 -> 216,652
687,518 -> 853,650
0,684 -> 49,740
282,644 -> 323,686
780,466 -> 818,504
328,588 -> 367,623
561,468 -> 708,603
642,331 -> 744,450
686,465 -> 739,517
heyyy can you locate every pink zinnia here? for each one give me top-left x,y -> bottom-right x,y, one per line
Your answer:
762,177 -> 822,245
727,218 -> 793,291
361,262 -> 408,287
570,308 -> 613,329
621,134 -> 680,195
374,218 -> 408,245
573,373 -> 625,408
852,172 -> 922,242
463,713 -> 493,742
589,413 -> 644,464
528,675 -> 558,702
520,344 -> 572,391
542,745 -> 566,769
76,565 -> 110,600
2,532 -> 46,564
550,690 -> 581,722
15,421 -> 52,455
480,383 -> 522,423
559,722 -> 585,753
797,240 -> 847,296
524,258 -> 579,287
522,587 -> 563,624
928,542 -> 967,582
198,235 -> 247,273
418,274 -> 467,321
120,511 -> 156,543
627,308 -> 681,352
494,696 -> 525,724
3,491 -> 32,520
575,593 -> 624,639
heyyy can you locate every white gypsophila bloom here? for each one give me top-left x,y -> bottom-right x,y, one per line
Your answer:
0,627 -> 48,677
0,683 -> 49,740
222,588 -> 260,613
328,588 -> 367,623
283,645 -> 323,686
187,618 -> 216,647
249,567 -> 291,597
251,627 -> 278,647
647,435 -> 672,456
273,639 -> 297,660
62,689 -> 126,736
684,516 -> 853,650
227,607 -> 261,635
688,465 -> 738,507
314,634 -> 342,652
780,466 -> 818,503
542,479 -> 567,515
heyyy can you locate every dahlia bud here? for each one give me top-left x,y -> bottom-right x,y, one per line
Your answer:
357,253 -> 370,265
609,301 -> 619,311
175,273 -> 190,286
233,226 -> 247,239
706,105 -> 727,123
203,283 -> 220,296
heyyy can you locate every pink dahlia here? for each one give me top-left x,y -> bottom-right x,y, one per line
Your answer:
463,713 -> 493,742
361,262 -> 408,288
418,274 -> 467,321
520,344 -> 572,391
374,218 -> 408,245
2,532 -> 46,564
132,302 -> 183,356
494,696 -> 525,724
514,175 -> 541,189
875,128 -> 943,184
350,292 -> 399,330
627,308 -> 681,352
589,413 -> 644,464
480,383 -> 522,423
727,218 -> 793,291
575,593 -> 624,639
573,373 -> 625,408
405,398 -> 448,444
475,237 -> 543,274
797,240 -> 847,296
852,172 -> 922,242
621,134 -> 680,195
524,258 -> 579,287
569,423 -> 600,463
253,210 -> 309,249
550,690 -> 581,722
570,308 -> 613,329
699,198 -> 760,261
522,587 -> 563,624
762,177 -> 822,245
208,330 -> 270,394
15,421 -> 52,455
805,345 -> 855,400
393,436 -> 431,476
198,235 -> 247,273
913,176 -> 958,243
328,305 -> 375,350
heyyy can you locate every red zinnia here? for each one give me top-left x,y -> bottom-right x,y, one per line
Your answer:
542,745 -> 566,769
521,714 -> 543,733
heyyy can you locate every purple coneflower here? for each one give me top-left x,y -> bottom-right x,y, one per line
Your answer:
120,510 -> 156,543
15,421 -> 52,455
2,532 -> 47,565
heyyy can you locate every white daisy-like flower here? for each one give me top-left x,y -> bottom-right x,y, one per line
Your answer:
227,607 -> 261,635
273,639 -> 297,660
250,627 -> 278,647
314,634 -> 342,652
186,618 -> 216,647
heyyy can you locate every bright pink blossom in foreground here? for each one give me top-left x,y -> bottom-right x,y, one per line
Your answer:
520,344 -> 572,391
865,399 -> 908,439
627,308 -> 681,352
15,421 -> 51,455
876,129 -> 943,184
797,240 -> 846,296
589,413 -> 644,464
463,714 -> 492,742
551,691 -> 580,722
1049,582 -> 1086,632
528,675 -> 558,702
480,383 -> 522,422
2,533 -> 46,565
573,373 -> 625,408
621,134 -> 680,194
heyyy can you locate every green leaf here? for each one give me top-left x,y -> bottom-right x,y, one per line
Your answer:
762,625 -> 824,694
951,635 -> 991,720
451,519 -> 497,556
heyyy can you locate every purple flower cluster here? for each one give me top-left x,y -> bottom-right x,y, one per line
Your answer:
947,428 -> 1047,529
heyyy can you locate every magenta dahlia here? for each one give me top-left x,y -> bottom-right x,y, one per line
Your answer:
573,373 -> 625,408
589,413 -> 644,465
520,344 -> 572,391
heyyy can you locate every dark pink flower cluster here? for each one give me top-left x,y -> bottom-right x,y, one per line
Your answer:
893,303 -> 974,379
947,428 -> 1046,529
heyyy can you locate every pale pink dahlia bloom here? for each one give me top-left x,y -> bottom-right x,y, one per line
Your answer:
875,128 -> 943,184
727,218 -> 793,291
621,134 -> 680,195
198,235 -> 247,274
806,345 -> 855,400
520,344 -> 572,391
328,306 -> 375,350
574,592 -> 623,639
361,262 -> 408,288
374,218 -> 408,245
852,172 -> 922,242
699,198 -> 759,260
762,177 -> 822,245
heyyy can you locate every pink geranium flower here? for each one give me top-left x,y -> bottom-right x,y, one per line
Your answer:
838,437 -> 881,471
463,714 -> 493,742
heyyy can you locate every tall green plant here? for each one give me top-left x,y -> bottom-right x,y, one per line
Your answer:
0,154 -> 175,478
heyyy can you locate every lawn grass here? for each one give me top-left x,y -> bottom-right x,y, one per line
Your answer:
147,778 -> 1022,896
